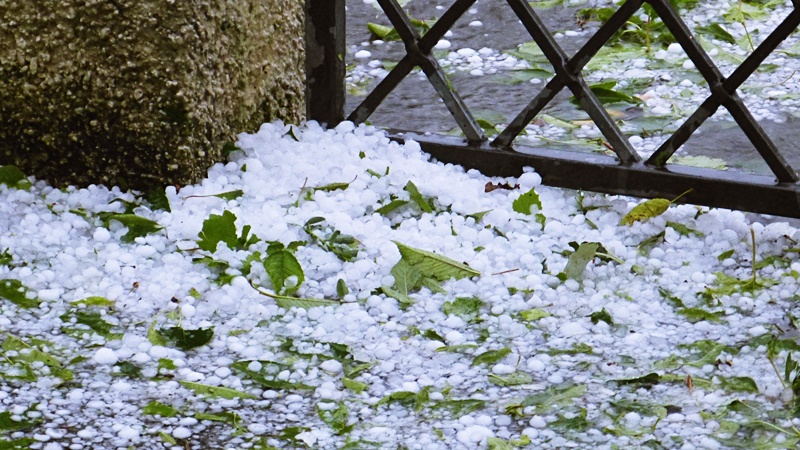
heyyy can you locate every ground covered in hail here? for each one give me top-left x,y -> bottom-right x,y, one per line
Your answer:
2,122 -> 800,450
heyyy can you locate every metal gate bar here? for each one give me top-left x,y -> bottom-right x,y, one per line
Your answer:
305,0 -> 800,218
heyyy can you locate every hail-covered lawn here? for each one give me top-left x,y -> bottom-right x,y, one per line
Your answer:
0,122 -> 799,449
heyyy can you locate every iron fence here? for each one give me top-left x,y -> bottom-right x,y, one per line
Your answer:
305,0 -> 800,218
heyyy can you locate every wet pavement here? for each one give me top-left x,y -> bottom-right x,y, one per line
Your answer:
343,0 -> 800,179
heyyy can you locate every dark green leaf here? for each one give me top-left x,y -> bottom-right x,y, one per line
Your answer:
115,361 -> 142,378
317,402 -> 353,435
472,347 -> 511,366
0,279 -> 39,308
677,307 -> 724,323
717,249 -> 735,261
549,408 -> 590,432
336,279 -> 349,298
431,399 -> 486,416
100,213 -> 163,243
614,372 -> 662,386
545,342 -> 593,356
142,401 -> 180,417
157,326 -> 215,350
442,296 -> 484,317
513,188 -> 542,215
589,308 -> 614,326
263,249 -> 305,295
719,376 -> 759,393
696,23 -> 736,44
0,410 -> 40,431
404,181 -> 434,213
395,241 -> 480,281
562,242 -> 600,281
60,310 -> 117,338
0,165 -> 30,189
666,221 -> 703,237
376,199 -> 409,215
144,188 -> 171,212
197,210 -> 238,252
637,232 -> 666,256
489,372 -> 534,387
231,360 -> 313,391
179,381 -> 257,399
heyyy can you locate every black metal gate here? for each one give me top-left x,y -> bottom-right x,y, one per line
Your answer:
306,0 -> 800,218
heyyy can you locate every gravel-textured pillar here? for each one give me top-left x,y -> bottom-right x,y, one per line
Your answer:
0,0 -> 305,190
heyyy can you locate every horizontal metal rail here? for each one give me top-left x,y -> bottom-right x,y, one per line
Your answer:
306,0 -> 800,218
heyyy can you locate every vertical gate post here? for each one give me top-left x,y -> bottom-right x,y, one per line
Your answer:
305,0 -> 346,126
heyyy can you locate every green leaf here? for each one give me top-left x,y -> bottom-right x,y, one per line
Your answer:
431,398 -> 486,416
214,189 -> 244,200
194,411 -> 243,428
466,210 -> 492,222
391,259 -> 423,295
394,241 -> 480,281
588,308 -> 614,325
179,381 -> 257,399
0,410 -> 40,431
509,383 -> 586,415
99,213 -> 163,243
695,23 -> 736,44
404,181 -> 434,213
144,187 -> 171,212
231,360 -> 313,391
562,242 -> 600,281
367,22 -> 400,41
717,249 -> 735,261
572,82 -> 643,105
148,321 -> 168,346
197,210 -> 238,252
545,342 -> 593,356
671,155 -> 728,170
115,361 -> 142,378
60,310 -> 118,338
0,165 -> 30,189
375,391 -> 417,408
336,279 -> 349,298
719,376 -> 759,394
0,279 -> 40,308
316,402 -> 353,435
376,199 -> 409,215
518,308 -> 551,321
620,189 -> 692,225
343,377 -> 368,394
513,188 -> 543,215
637,232 -> 666,256
666,221 -> 703,237
0,437 -> 36,449
550,408 -> 590,432
472,347 -> 512,366
72,296 -> 115,307
313,181 -> 352,192
380,284 -> 415,307
489,372 -> 534,387
263,249 -> 305,295
677,307 -> 724,323
274,296 -> 339,309
142,401 -> 180,417
614,372 -> 662,387
157,326 -> 214,350
442,296 -> 484,317
421,329 -> 446,343
487,435 -> 531,450
158,431 -> 177,445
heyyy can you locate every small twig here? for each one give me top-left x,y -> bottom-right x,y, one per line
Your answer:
492,268 -> 520,276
